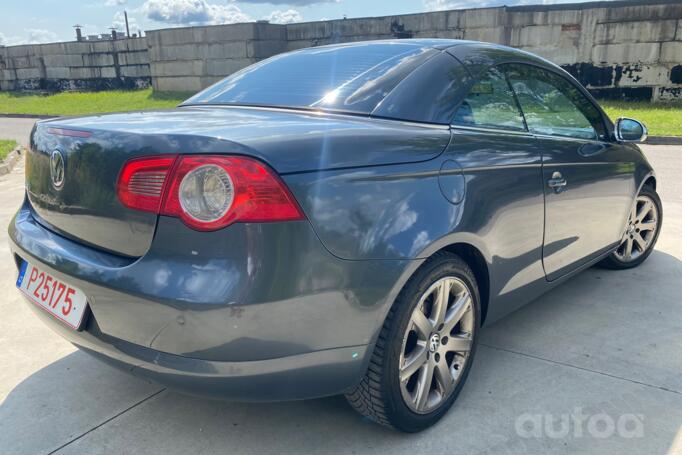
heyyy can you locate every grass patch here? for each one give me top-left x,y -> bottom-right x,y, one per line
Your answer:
0,89 -> 680,136
0,89 -> 192,117
599,101 -> 682,137
0,139 -> 18,161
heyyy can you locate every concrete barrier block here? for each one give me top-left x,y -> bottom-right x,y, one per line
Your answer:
91,41 -> 114,53
286,39 -> 317,51
15,68 -> 42,79
592,43 -> 660,64
205,24 -> 257,42
677,20 -> 682,40
113,39 -> 148,52
461,8 -> 506,28
656,86 -> 682,101
446,11 -> 463,29
100,66 -> 117,78
70,67 -> 101,78
155,44 -> 198,61
615,64 -> 669,86
36,43 -> 67,56
45,66 -> 71,79
334,17 -> 393,37
205,42 -> 248,59
118,51 -> 149,65
595,20 -> 677,45
413,29 -> 464,39
154,76 -> 203,92
10,57 -> 31,69
605,3 -> 682,22
121,65 -> 151,77
0,80 -> 16,91
511,24 -> 563,47
286,22 -> 330,40
522,46 -> 579,66
43,54 -> 84,67
398,12 -> 447,32
463,27 -> 506,44
82,53 -> 115,66
660,42 -> 682,63
155,27 -> 204,46
254,23 -> 286,41
7,45 -> 33,58
151,60 -> 204,77
205,58 -> 256,76
247,40 -> 286,58
63,42 -> 92,54
1,69 -> 15,80
545,9 -> 583,25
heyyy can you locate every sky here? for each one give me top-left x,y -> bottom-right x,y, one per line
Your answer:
0,0 -> 611,46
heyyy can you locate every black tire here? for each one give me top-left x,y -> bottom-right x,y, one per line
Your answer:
598,185 -> 662,270
345,252 -> 481,432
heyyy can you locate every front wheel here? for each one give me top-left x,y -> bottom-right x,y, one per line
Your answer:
345,252 -> 480,432
599,185 -> 662,269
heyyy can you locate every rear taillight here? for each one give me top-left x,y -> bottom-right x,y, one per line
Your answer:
116,156 -> 176,213
117,155 -> 305,231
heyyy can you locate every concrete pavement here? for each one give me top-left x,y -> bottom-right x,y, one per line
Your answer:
0,117 -> 43,146
0,123 -> 680,453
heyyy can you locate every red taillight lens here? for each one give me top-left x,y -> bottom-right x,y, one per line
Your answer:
117,154 -> 305,231
116,156 -> 176,212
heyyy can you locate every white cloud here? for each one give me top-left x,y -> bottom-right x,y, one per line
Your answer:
265,9 -> 303,24
236,0 -> 336,4
0,29 -> 61,46
423,0 -> 491,10
423,0 -> 610,10
112,11 -> 138,34
142,0 -> 252,26
105,0 -> 127,6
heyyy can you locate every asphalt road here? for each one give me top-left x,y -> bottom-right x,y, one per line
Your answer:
1,118 -> 680,454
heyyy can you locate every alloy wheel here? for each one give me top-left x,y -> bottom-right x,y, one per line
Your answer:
399,276 -> 475,414
614,195 -> 659,262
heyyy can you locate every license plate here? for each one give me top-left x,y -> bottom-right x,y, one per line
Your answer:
16,261 -> 88,330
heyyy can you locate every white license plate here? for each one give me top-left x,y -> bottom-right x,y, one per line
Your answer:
16,261 -> 89,330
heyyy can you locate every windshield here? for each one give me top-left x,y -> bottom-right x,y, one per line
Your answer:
183,43 -> 436,115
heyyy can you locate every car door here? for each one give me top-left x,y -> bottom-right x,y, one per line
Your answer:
504,64 -> 635,281
449,66 -> 547,320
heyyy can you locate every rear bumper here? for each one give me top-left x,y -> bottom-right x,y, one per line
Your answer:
9,201 -> 410,400
22,297 -> 368,401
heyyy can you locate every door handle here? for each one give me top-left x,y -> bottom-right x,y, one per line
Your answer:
548,172 -> 566,193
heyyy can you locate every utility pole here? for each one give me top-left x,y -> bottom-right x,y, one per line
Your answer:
124,10 -> 130,38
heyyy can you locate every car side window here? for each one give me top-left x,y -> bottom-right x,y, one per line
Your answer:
452,67 -> 526,132
504,64 -> 606,141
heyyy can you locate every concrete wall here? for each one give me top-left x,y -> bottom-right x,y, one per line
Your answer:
0,0 -> 681,101
146,22 -> 286,92
0,38 -> 150,92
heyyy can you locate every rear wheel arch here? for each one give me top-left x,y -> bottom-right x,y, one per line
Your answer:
386,242 -> 490,327
643,175 -> 656,190
438,243 -> 490,325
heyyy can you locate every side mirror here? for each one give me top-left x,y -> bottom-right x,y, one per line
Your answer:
615,117 -> 648,143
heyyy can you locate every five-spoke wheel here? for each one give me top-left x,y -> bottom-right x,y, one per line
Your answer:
600,185 -> 662,269
399,277 -> 474,413
345,252 -> 480,432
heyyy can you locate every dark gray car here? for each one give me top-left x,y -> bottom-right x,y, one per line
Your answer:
9,40 -> 661,432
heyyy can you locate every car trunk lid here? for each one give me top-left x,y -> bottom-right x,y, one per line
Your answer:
27,107 -> 449,257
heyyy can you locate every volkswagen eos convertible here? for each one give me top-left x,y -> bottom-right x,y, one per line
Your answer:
9,40 -> 661,432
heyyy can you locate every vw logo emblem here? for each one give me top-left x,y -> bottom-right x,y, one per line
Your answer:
429,333 -> 440,353
50,150 -> 65,189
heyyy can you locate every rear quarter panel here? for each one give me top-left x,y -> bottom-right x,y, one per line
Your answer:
284,127 -> 549,323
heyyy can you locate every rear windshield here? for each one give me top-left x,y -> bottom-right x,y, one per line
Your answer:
183,43 -> 436,115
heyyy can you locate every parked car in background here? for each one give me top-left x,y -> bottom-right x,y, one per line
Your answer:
9,40 -> 661,432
